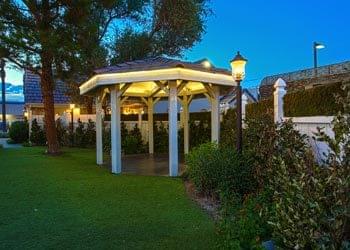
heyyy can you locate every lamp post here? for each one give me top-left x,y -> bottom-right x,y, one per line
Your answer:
230,51 -> 247,153
313,42 -> 325,75
1,59 -> 6,132
70,103 -> 75,144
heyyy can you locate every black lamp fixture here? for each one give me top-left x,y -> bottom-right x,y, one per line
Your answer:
230,51 -> 247,153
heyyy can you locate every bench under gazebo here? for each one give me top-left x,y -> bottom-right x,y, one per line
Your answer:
79,57 -> 236,176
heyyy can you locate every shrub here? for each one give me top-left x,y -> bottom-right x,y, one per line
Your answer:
268,82 -> 350,249
74,119 -> 85,147
284,82 -> 344,116
185,142 -> 256,199
154,122 -> 168,153
220,108 -> 237,147
9,121 -> 28,143
30,119 -> 46,145
83,119 -> 95,147
189,120 -> 210,149
56,118 -> 69,146
246,98 -> 273,120
218,192 -> 272,249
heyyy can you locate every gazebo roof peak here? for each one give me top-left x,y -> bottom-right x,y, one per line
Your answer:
94,56 -> 231,76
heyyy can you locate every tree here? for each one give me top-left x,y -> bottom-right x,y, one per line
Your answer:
0,1 -> 146,154
111,0 -> 210,63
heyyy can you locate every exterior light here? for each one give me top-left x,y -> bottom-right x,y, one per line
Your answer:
230,51 -> 247,81
69,103 -> 75,110
313,42 -> 325,72
314,42 -> 325,50
24,111 -> 28,118
202,60 -> 211,69
230,51 -> 248,154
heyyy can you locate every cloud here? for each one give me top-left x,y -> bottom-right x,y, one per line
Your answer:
0,83 -> 24,102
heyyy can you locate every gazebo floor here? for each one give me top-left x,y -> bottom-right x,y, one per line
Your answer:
118,153 -> 185,176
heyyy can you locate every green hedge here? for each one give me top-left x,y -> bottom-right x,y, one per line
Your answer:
246,98 -> 273,119
284,82 -> 344,116
246,82 -> 345,118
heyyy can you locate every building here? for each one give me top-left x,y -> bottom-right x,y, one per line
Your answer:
23,70 -> 72,118
0,101 -> 25,127
259,61 -> 350,99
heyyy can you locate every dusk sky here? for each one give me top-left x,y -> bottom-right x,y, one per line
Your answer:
6,0 -> 350,89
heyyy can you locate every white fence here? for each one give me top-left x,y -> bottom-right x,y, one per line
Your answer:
271,78 -> 334,162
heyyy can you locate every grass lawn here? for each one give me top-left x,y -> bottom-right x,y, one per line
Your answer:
0,147 -> 216,249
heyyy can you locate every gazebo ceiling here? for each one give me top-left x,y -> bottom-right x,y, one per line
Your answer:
80,57 -> 236,97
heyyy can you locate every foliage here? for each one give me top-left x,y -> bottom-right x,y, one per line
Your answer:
154,122 -> 169,153
123,124 -> 146,154
55,118 -> 69,147
218,192 -> 272,250
186,143 -> 256,199
189,120 -> 211,149
220,108 -> 237,147
83,119 -> 96,148
284,82 -> 344,117
9,121 -> 28,143
30,119 -> 46,146
246,98 -> 273,120
268,82 -> 350,249
111,0 -> 210,63
73,119 -> 85,147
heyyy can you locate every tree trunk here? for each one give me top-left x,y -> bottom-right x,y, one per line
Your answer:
40,54 -> 60,155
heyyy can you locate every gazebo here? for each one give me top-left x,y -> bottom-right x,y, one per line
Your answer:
79,57 -> 236,176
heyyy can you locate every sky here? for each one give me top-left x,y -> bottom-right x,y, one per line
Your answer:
5,0 -> 350,90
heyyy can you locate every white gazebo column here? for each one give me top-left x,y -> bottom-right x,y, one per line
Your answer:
211,86 -> 220,143
147,98 -> 154,154
183,95 -> 190,154
95,95 -> 103,165
168,81 -> 178,177
110,85 -> 122,174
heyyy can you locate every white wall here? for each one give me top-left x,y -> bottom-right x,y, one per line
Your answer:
273,78 -> 334,163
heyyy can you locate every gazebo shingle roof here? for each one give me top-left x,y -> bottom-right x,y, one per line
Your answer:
94,57 -> 231,76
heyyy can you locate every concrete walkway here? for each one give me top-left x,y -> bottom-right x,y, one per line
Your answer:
121,153 -> 185,176
0,138 -> 22,149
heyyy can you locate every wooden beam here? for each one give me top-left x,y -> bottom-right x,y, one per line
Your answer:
202,83 -> 214,98
177,80 -> 188,94
120,96 -> 129,105
118,83 -> 132,97
141,97 -> 148,106
188,95 -> 194,104
153,97 -> 161,105
150,86 -> 161,97
155,81 -> 169,94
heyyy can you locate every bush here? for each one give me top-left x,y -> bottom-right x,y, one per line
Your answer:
218,192 -> 272,249
30,119 -> 46,145
284,82 -> 344,116
268,82 -> 350,249
74,119 -> 85,147
189,120 -> 210,149
154,122 -> 168,153
220,108 -> 237,147
9,121 -> 28,143
246,98 -> 273,120
56,118 -> 69,146
186,143 -> 256,199
83,119 -> 95,147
